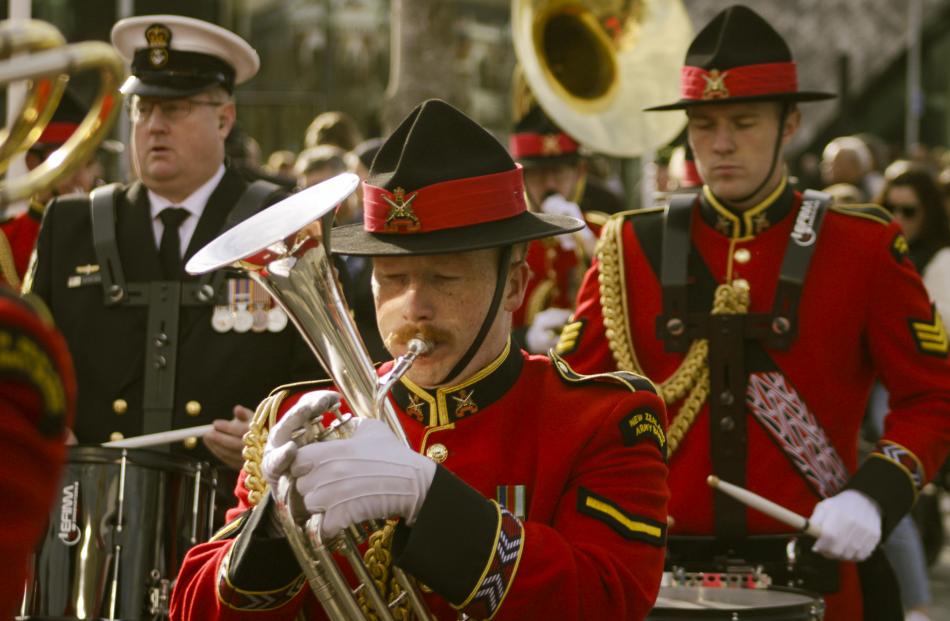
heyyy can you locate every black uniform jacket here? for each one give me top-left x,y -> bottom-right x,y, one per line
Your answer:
29,168 -> 319,465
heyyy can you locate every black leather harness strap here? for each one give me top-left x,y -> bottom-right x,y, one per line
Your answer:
656,194 -> 695,352
88,179 -> 282,442
764,190 -> 831,348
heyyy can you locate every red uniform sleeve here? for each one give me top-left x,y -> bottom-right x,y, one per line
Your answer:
0,290 -> 75,618
849,222 -> 950,533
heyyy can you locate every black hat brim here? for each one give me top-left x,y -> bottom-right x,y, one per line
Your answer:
120,75 -> 221,99
645,90 -> 836,112
331,212 -> 583,256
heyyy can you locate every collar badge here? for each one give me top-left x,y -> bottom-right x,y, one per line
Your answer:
452,389 -> 478,418
406,393 -> 426,422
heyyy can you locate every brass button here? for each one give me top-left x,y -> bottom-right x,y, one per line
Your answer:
425,443 -> 448,463
112,399 -> 128,415
109,431 -> 124,442
183,436 -> 198,449
733,278 -> 750,291
185,400 -> 202,417
734,248 -> 751,264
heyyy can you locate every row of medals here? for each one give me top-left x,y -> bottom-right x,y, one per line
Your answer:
211,278 -> 288,333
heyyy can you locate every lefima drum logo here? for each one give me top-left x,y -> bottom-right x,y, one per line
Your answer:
58,481 -> 81,546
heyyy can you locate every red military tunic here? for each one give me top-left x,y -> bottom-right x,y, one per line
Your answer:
0,200 -> 44,289
171,343 -> 669,620
513,237 -> 583,328
558,180 -> 950,619
0,288 -> 76,617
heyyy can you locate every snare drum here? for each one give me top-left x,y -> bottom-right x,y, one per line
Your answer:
650,585 -> 825,620
21,447 -> 216,620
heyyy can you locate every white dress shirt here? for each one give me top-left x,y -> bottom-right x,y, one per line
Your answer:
148,164 -> 226,257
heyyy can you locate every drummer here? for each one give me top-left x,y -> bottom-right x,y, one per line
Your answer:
559,5 -> 950,619
171,99 -> 670,620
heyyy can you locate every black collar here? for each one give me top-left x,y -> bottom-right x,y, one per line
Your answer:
699,177 -> 795,239
391,339 -> 523,427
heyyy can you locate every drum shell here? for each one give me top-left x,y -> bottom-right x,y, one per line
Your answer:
649,585 -> 824,620
22,447 -> 216,620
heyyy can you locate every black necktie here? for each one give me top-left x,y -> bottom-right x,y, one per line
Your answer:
158,207 -> 189,279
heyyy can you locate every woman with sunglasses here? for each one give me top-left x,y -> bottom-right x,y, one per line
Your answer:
877,166 -> 950,322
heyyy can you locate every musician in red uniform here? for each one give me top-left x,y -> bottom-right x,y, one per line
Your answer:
508,106 -> 613,353
0,290 -> 76,617
171,100 -> 669,620
559,6 -> 950,620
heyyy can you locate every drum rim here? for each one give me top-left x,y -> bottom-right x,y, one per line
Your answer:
652,584 -> 824,617
67,446 -> 213,473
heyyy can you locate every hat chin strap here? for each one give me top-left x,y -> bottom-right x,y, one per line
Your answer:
720,102 -> 790,208
437,246 -> 513,386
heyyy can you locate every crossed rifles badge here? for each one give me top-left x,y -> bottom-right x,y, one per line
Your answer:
145,23 -> 171,68
383,187 -> 421,232
702,69 -> 730,100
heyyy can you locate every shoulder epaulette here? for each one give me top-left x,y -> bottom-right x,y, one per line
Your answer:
830,203 -> 892,226
583,210 -> 609,229
266,377 -> 333,398
550,351 -> 657,395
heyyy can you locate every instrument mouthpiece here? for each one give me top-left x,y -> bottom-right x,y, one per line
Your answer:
406,337 -> 430,356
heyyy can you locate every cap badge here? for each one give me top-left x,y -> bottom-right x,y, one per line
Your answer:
702,69 -> 730,100
541,134 -> 563,156
145,23 -> 172,68
382,187 -> 421,232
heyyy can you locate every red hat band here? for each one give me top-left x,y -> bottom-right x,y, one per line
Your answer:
363,166 -> 527,234
509,132 -> 580,159
680,62 -> 798,102
36,121 -> 80,146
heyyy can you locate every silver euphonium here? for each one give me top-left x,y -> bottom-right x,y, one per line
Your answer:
187,173 -> 434,621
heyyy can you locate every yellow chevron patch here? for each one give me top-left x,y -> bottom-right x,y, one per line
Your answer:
890,233 -> 910,264
576,488 -> 665,546
909,305 -> 949,357
554,318 -> 585,356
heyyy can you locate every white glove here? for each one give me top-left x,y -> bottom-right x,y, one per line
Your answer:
262,390 -> 342,494
809,490 -> 882,561
291,417 -> 436,540
525,307 -> 573,353
540,194 -> 596,254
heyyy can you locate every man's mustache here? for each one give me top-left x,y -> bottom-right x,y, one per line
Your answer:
385,324 -> 452,352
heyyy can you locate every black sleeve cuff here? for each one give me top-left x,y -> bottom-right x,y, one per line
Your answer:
847,455 -> 916,538
391,465 -> 499,604
226,493 -> 302,590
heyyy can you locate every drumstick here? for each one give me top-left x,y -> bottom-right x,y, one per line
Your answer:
707,475 -> 822,538
101,424 -> 215,449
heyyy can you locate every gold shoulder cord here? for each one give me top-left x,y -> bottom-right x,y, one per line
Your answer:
596,215 -> 750,458
242,390 -> 289,507
241,391 -> 411,620
0,229 -> 20,289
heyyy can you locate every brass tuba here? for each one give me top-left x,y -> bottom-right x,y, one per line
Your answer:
511,0 -> 693,157
187,174 -> 434,621
0,19 -> 124,206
